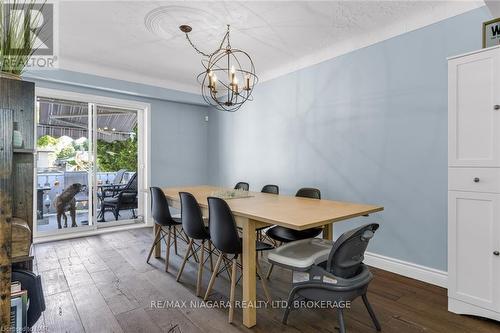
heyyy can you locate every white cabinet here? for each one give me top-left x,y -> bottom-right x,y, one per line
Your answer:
448,192 -> 500,311
448,46 -> 500,321
448,47 -> 500,167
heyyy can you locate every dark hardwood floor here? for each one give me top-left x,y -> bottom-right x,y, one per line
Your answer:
31,227 -> 500,333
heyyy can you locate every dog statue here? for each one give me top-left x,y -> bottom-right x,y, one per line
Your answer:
53,183 -> 85,229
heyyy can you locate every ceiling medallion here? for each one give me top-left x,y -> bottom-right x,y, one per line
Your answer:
180,24 -> 257,112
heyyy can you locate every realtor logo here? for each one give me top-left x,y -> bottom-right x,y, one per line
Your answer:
1,1 -> 58,70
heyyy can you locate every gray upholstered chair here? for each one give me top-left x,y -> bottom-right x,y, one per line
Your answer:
267,223 -> 381,333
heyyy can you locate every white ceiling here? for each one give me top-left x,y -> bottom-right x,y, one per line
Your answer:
58,1 -> 485,94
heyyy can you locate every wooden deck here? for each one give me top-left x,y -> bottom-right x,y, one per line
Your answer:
32,227 -> 500,333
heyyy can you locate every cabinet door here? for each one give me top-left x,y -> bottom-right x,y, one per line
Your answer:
448,191 -> 500,311
449,48 -> 500,166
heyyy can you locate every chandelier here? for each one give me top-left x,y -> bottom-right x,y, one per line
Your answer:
179,24 -> 257,112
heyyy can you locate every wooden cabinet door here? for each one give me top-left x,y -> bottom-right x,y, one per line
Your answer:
449,48 -> 500,167
448,191 -> 500,311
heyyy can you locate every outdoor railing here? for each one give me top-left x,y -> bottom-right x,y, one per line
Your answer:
37,170 -> 135,214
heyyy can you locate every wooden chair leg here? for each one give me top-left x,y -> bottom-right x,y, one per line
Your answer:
228,257 -> 238,324
196,240 -> 205,297
265,263 -> 274,280
256,260 -> 272,303
147,226 -> 161,263
208,241 -> 214,272
176,239 -> 193,281
204,254 -> 224,301
222,256 -> 232,281
173,226 -> 178,255
165,227 -> 172,272
190,242 -> 199,263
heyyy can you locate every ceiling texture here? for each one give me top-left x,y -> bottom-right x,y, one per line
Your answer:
58,1 -> 485,94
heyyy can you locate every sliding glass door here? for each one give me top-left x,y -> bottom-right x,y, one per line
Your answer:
35,98 -> 93,233
35,95 -> 144,237
95,105 -> 139,226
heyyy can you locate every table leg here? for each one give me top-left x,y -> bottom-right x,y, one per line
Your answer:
323,222 -> 334,240
154,224 -> 161,258
242,218 -> 257,328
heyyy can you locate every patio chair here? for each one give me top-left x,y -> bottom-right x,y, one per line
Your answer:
98,169 -> 127,199
99,172 -> 138,221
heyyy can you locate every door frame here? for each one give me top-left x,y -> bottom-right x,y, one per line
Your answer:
33,87 -> 152,240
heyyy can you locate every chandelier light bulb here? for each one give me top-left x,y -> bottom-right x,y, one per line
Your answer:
245,74 -> 250,90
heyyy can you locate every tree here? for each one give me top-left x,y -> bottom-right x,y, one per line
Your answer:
96,129 -> 137,172
37,135 -> 57,148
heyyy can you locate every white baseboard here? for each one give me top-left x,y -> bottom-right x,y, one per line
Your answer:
364,251 -> 448,288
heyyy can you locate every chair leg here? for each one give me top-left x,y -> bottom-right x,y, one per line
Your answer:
256,260 -> 271,303
204,254 -> 224,301
337,308 -> 346,333
196,240 -> 205,297
146,226 -> 161,263
265,263 -> 274,280
176,239 -> 193,282
165,227 -> 172,272
208,241 -> 214,272
282,288 -> 298,324
228,257 -> 238,324
173,226 -> 178,255
222,256 -> 232,281
362,294 -> 381,331
190,242 -> 199,263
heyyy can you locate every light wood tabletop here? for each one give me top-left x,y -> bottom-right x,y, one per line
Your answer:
157,185 -> 383,328
162,185 -> 383,231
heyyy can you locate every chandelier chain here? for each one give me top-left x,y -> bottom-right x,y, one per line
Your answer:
184,24 -> 231,58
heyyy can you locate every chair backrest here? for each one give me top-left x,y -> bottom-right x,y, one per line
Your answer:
12,269 -> 45,328
123,172 -> 137,192
180,192 -> 208,240
207,197 -> 242,255
113,169 -> 127,185
234,182 -> 249,191
326,223 -> 379,278
261,184 -> 279,194
296,187 -> 321,199
150,186 -> 174,225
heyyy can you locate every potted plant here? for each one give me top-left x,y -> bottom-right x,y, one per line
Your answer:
0,0 -> 44,79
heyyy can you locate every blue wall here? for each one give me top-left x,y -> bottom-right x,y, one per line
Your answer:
208,7 -> 492,271
26,69 -> 210,187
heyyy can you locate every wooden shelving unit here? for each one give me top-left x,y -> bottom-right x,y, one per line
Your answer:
0,77 -> 35,332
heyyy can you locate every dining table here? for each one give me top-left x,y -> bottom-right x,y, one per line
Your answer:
158,185 -> 384,328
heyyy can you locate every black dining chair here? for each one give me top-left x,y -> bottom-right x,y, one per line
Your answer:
204,197 -> 273,323
261,184 -> 279,195
146,187 -> 186,272
234,182 -> 249,191
265,187 -> 324,278
176,192 -> 214,296
257,185 -> 280,244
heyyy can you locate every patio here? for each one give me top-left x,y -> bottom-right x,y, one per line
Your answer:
36,97 -> 139,233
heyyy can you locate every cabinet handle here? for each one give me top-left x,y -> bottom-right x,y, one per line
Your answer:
494,251 -> 499,256
495,105 -> 500,110
473,177 -> 480,183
